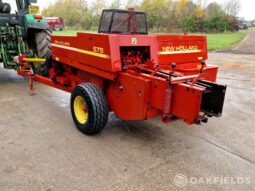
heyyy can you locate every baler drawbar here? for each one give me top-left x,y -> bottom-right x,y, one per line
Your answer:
15,9 -> 226,135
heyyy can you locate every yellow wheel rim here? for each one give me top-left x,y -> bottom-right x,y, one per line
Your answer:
74,96 -> 88,124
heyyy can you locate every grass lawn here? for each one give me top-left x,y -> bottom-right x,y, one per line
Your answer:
206,32 -> 246,51
53,30 -> 246,51
53,30 -> 95,35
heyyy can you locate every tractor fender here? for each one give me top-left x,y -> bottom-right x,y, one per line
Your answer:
24,14 -> 49,31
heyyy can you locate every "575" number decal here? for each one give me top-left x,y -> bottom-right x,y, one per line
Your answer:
93,46 -> 104,54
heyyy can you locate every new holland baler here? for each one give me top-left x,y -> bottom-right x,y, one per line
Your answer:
16,9 -> 226,135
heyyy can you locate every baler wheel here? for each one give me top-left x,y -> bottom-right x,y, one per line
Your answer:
71,83 -> 109,135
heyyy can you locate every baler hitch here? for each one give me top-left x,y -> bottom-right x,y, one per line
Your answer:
16,55 -> 47,94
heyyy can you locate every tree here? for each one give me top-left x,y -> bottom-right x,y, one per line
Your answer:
175,0 -> 198,31
125,0 -> 141,9
140,0 -> 173,32
110,0 -> 122,9
206,2 -> 224,17
224,0 -> 241,16
43,0 -> 90,29
90,0 -> 106,29
42,0 -> 239,32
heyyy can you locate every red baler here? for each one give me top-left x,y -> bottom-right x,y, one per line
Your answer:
17,9 -> 226,135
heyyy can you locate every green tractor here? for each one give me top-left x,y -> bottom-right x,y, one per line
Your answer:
0,0 -> 51,75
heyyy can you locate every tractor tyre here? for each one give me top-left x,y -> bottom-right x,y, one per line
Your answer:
71,83 -> 109,135
33,29 -> 52,76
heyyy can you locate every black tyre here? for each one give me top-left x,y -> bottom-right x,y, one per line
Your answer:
70,83 -> 109,135
33,29 -> 52,76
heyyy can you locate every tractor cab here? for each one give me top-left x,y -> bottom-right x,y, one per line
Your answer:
0,0 -> 38,14
98,8 -> 148,34
0,0 -> 17,25
0,0 -> 32,25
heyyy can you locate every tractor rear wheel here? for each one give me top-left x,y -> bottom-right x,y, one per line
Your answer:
71,83 -> 109,135
32,29 -> 52,76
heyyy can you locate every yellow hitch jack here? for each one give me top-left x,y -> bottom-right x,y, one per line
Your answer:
22,58 -> 46,63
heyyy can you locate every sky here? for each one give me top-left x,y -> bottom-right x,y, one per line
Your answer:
209,0 -> 254,20
36,0 -> 254,20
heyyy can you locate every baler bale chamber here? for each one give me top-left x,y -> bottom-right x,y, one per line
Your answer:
17,9 -> 226,135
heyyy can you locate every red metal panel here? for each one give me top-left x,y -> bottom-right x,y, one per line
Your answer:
156,35 -> 208,65
149,78 -> 206,125
52,33 -> 208,74
51,33 -> 113,72
171,83 -> 204,124
150,79 -> 168,111
51,54 -> 117,81
107,72 -> 151,120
